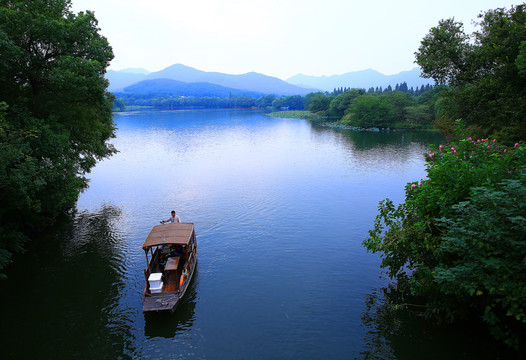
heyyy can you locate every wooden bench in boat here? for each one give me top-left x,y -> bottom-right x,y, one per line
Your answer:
164,256 -> 180,272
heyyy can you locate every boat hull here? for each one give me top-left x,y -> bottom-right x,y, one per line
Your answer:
141,222 -> 198,313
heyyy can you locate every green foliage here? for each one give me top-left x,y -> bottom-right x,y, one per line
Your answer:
271,95 -> 304,111
415,4 -> 526,143
348,94 -> 394,128
415,18 -> 472,86
404,105 -> 433,126
255,94 -> 276,108
115,93 -> 284,110
307,93 -> 332,113
303,92 -> 322,110
0,0 -> 115,275
364,124 -> 526,348
325,86 -> 439,130
436,177 -> 526,349
381,91 -> 415,122
112,98 -> 126,112
328,89 -> 365,118
517,41 -> 526,78
265,110 -> 326,121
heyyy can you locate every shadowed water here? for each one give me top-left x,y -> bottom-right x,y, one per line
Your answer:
0,110 -> 510,359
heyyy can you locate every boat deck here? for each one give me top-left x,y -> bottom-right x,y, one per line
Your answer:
143,291 -> 181,312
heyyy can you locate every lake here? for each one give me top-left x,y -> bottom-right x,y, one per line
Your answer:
0,110 -> 508,359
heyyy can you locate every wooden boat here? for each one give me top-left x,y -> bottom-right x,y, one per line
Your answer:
142,222 -> 197,313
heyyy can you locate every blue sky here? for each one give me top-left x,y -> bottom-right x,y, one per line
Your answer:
71,0 -> 521,79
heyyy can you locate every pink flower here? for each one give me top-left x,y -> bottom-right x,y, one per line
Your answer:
454,150 -> 458,155
487,146 -> 490,149
468,137 -> 472,141
429,153 -> 434,158
411,184 -> 417,190
515,143 -> 519,147
493,139 -> 496,143
504,149 -> 507,153
439,145 -> 443,152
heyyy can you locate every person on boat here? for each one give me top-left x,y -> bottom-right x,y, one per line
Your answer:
161,210 -> 181,224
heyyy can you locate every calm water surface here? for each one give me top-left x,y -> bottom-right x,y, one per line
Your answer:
0,110 -> 508,359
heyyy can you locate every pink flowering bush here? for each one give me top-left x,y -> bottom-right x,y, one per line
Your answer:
364,124 -> 526,349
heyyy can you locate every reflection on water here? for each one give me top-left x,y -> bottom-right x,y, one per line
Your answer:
143,269 -> 198,339
358,288 -> 517,360
0,203 -> 135,359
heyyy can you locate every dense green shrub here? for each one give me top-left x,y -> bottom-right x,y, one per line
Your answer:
364,124 -> 526,348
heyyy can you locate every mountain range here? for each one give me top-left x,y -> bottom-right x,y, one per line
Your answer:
122,78 -> 265,98
107,64 -> 313,96
286,68 -> 432,92
106,64 -> 432,97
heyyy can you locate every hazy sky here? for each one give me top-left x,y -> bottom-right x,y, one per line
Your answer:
71,0 -> 520,79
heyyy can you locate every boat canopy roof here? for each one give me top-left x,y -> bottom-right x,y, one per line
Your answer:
142,223 -> 194,250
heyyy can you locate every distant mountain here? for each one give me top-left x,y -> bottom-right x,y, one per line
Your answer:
118,68 -> 150,75
106,70 -> 148,92
106,63 -> 314,95
120,78 -> 265,98
286,68 -> 432,92
146,64 -> 313,96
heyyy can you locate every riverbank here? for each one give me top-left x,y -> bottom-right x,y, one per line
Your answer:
267,111 -> 439,132
265,110 -> 327,121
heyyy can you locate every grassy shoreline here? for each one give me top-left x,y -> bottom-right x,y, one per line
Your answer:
267,111 -> 439,132
265,110 -> 327,120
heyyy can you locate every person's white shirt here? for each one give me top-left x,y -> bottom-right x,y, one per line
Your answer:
168,215 -> 181,223
161,213 -> 181,223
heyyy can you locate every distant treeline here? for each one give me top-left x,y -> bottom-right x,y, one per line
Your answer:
113,92 -> 309,111
113,93 -> 261,111
113,84 -> 439,131
305,85 -> 442,129
333,82 -> 434,96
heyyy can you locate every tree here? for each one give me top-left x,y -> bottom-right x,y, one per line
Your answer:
255,94 -> 276,108
404,104 -> 433,126
348,94 -> 394,128
0,0 -> 115,275
415,18 -> 472,86
380,91 -> 414,123
328,89 -> 365,118
307,93 -> 332,113
415,4 -> 526,143
364,125 -> 526,349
